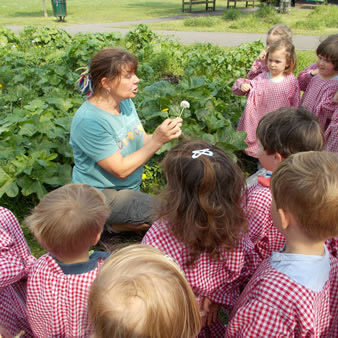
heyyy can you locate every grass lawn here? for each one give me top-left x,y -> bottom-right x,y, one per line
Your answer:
1,0 -> 338,38
142,5 -> 338,36
0,0 -> 230,26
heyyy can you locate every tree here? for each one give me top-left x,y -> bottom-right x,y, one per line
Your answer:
42,0 -> 48,17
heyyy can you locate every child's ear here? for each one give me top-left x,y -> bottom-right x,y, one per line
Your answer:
278,208 -> 290,230
273,152 -> 284,166
93,232 -> 101,246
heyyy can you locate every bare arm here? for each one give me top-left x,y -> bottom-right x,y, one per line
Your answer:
97,118 -> 182,179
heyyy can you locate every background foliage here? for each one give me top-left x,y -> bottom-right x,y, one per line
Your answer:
0,24 -> 264,202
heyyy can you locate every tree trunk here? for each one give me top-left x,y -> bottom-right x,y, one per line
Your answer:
42,0 -> 48,17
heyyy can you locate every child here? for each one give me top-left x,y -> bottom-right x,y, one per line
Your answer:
298,34 -> 338,132
248,24 -> 293,80
25,184 -> 110,337
142,140 -> 258,336
88,244 -> 201,338
226,151 -> 338,337
247,106 -> 324,262
233,38 -> 299,158
325,107 -> 338,153
0,207 -> 35,337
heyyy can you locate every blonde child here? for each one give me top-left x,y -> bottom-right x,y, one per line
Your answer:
25,184 -> 110,337
298,34 -> 338,132
233,38 -> 299,158
248,24 -> 293,80
226,151 -> 338,337
246,107 -> 324,262
88,244 -> 201,338
142,140 -> 258,336
0,207 -> 36,338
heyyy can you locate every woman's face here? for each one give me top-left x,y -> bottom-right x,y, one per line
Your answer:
109,65 -> 140,101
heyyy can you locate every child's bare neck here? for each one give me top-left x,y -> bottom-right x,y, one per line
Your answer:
270,72 -> 284,81
55,251 -> 91,265
320,73 -> 338,80
283,239 -> 325,256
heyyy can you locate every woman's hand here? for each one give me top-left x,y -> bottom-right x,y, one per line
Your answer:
152,117 -> 182,146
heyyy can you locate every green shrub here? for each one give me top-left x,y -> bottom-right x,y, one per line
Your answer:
183,17 -> 218,27
223,9 -> 241,21
294,20 -> 320,30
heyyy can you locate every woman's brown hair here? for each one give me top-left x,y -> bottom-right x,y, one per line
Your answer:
90,47 -> 138,93
156,140 -> 247,265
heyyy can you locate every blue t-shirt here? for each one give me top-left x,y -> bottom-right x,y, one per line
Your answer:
70,99 -> 144,191
270,245 -> 330,292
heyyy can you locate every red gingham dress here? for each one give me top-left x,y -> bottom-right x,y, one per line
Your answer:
0,207 -> 36,337
246,182 -> 286,262
325,108 -> 338,153
299,63 -> 338,131
233,72 -> 300,158
26,252 -> 107,337
142,220 -> 259,311
247,59 -> 268,80
226,255 -> 338,337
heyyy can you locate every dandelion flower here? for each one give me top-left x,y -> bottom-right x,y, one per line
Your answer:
142,173 -> 147,180
180,100 -> 190,109
179,100 -> 190,117
0,84 -> 2,88
162,108 -> 169,118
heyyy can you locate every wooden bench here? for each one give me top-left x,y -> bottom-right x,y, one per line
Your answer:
182,0 -> 216,12
227,0 -> 255,8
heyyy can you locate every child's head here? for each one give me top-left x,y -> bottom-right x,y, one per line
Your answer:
266,24 -> 293,47
266,38 -> 297,75
25,183 -> 109,260
316,34 -> 338,76
157,139 -> 247,264
271,151 -> 338,241
88,244 -> 201,338
256,106 -> 324,171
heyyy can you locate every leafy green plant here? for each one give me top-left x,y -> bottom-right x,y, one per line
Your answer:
140,161 -> 165,194
0,25 -> 313,201
19,26 -> 72,49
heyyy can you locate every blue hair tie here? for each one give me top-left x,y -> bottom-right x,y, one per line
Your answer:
77,66 -> 93,96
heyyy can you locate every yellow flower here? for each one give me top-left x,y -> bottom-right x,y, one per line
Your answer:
142,173 -> 147,180
39,45 -> 41,48
162,108 -> 169,112
0,84 -> 2,88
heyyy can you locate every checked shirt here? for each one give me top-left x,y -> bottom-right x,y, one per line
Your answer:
0,207 -> 36,337
226,255 -> 338,337
142,220 -> 259,311
233,72 -> 300,158
298,63 -> 338,131
26,252 -> 107,337
325,108 -> 338,153
246,182 -> 285,262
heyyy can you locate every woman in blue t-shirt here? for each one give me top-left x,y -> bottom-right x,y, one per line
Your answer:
70,48 -> 182,232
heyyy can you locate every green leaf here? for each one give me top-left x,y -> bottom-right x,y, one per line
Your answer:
24,99 -> 47,112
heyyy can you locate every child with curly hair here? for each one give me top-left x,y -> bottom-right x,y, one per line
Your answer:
142,140 -> 258,336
